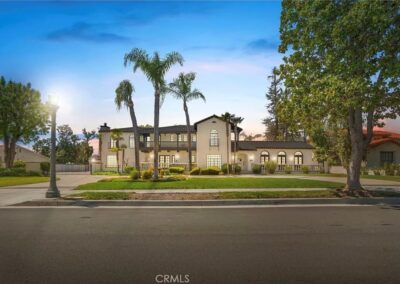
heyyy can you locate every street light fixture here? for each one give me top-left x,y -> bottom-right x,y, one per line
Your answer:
46,96 -> 60,198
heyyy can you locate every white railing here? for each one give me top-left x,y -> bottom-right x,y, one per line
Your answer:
56,164 -> 89,172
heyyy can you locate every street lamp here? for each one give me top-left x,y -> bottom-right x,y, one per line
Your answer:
46,96 -> 60,198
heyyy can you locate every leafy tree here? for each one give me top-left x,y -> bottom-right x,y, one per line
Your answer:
124,48 -> 184,179
231,116 -> 244,166
76,128 -> 97,164
115,80 -> 141,171
240,132 -> 263,141
166,72 -> 205,171
56,125 -> 80,164
0,77 -> 48,167
279,0 -> 400,191
32,137 -> 51,158
221,112 -> 234,174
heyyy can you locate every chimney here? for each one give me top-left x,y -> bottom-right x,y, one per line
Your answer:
99,123 -> 110,132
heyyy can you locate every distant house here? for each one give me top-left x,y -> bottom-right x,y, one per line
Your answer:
0,144 -> 49,172
98,114 -> 321,173
365,130 -> 400,167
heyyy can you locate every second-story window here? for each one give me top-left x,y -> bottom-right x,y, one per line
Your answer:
110,138 -> 117,148
129,135 -> 135,148
192,134 -> 196,142
210,130 -> 219,146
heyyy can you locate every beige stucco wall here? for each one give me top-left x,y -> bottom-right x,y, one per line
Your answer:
196,117 -> 231,168
366,142 -> 400,168
0,145 -> 49,172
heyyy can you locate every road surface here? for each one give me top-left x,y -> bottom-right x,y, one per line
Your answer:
0,206 -> 399,283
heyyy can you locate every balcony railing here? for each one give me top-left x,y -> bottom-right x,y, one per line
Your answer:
140,141 -> 196,149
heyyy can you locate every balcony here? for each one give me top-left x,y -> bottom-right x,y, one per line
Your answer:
140,141 -> 196,150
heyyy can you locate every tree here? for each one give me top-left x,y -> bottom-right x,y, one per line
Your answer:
111,129 -> 124,173
279,0 -> 400,191
240,132 -> 263,141
115,80 -> 141,171
166,72 -> 205,171
32,137 -> 51,157
124,48 -> 184,179
77,128 -> 97,164
56,125 -> 80,164
231,116 -> 244,166
221,112 -> 234,174
0,77 -> 48,167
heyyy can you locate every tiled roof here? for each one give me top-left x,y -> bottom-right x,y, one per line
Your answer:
235,141 -> 314,151
113,125 -> 195,134
363,129 -> 400,148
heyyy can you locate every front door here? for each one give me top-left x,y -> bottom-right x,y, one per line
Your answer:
159,155 -> 170,169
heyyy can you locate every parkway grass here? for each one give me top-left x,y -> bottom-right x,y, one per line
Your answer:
76,177 -> 344,190
0,176 -> 49,187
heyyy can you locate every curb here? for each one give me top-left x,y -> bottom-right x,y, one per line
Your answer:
11,197 -> 400,207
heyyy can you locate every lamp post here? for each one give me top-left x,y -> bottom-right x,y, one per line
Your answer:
46,99 -> 60,198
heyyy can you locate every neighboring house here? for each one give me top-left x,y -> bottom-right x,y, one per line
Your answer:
365,130 -> 400,168
0,144 -> 49,172
98,114 -> 320,173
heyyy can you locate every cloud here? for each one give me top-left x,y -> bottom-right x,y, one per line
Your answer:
246,38 -> 279,53
45,22 -> 130,43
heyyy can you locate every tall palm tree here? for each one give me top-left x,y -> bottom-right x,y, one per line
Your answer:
166,72 -> 205,171
221,112 -> 234,175
111,129 -> 124,173
231,116 -> 244,167
124,48 -> 184,180
115,80 -> 141,171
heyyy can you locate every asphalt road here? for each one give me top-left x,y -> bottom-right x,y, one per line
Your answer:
1,206 -> 400,284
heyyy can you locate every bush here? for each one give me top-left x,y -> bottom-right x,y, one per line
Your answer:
284,165 -> 292,174
124,166 -> 135,174
190,167 -> 201,175
0,167 -> 27,176
169,166 -> 185,174
384,163 -> 395,176
13,159 -> 26,169
373,168 -> 381,176
221,164 -> 241,174
300,165 -> 309,174
141,169 -> 153,180
252,164 -> 262,174
40,162 -> 50,175
157,175 -> 187,182
160,169 -> 170,176
130,169 -> 140,181
265,160 -> 277,174
200,167 -> 220,175
234,164 -> 242,174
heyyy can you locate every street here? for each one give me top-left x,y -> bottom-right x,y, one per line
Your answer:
0,206 -> 399,284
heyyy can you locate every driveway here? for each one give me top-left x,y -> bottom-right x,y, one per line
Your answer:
0,174 -> 104,206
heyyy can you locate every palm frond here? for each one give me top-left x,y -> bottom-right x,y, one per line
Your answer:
115,80 -> 134,110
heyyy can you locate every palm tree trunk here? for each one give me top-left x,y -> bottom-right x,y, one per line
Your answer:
153,88 -> 160,180
122,149 -> 125,172
116,151 -> 120,173
183,101 -> 192,171
234,124 -> 237,171
128,102 -> 141,172
226,122 -> 230,175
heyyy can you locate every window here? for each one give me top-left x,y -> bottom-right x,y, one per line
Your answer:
178,134 -> 187,142
192,155 -> 196,163
380,151 -> 394,165
159,155 -> 170,168
207,155 -> 222,168
110,138 -> 117,148
170,135 -> 175,142
107,155 -> 117,167
294,151 -> 303,165
171,155 -> 176,164
210,130 -> 219,146
192,134 -> 196,142
277,151 -> 286,165
129,135 -> 135,148
260,151 -> 269,163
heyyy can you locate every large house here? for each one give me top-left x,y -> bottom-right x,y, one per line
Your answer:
365,129 -> 400,167
97,115 -> 320,173
0,144 -> 49,172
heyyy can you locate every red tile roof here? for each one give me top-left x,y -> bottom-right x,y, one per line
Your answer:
364,129 -> 400,148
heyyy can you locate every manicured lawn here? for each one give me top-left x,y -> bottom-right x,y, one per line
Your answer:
72,192 -> 130,200
220,190 -> 338,199
76,177 -> 344,190
361,175 -> 400,182
0,176 -> 49,187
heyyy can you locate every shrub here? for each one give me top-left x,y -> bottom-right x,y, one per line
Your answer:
157,175 -> 187,182
265,160 -> 277,174
200,167 -> 220,175
40,162 -> 50,175
130,169 -> 140,181
300,165 -> 309,174
361,166 -> 369,176
252,164 -> 262,174
373,168 -> 381,176
169,166 -> 185,174
0,168 -> 27,176
284,165 -> 292,174
124,166 -> 135,174
13,159 -> 26,169
384,163 -> 395,176
234,164 -> 242,174
160,169 -> 170,176
221,164 -> 242,174
190,167 -> 201,175
141,169 -> 153,180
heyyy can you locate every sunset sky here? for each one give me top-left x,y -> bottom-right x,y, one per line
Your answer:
0,1 -> 398,139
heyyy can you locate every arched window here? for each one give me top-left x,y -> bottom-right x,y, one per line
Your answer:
260,151 -> 269,163
277,151 -> 286,165
210,130 -> 219,146
294,151 -> 303,165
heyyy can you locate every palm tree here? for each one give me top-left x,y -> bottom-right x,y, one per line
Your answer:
166,72 -> 205,171
124,48 -> 184,179
111,129 -> 124,173
231,116 -> 244,167
115,80 -> 141,172
221,112 -> 234,175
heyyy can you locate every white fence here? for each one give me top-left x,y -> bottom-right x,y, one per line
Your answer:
56,164 -> 89,172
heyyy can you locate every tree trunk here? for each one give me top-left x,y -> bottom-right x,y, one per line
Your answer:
233,124 -> 237,169
4,134 -> 17,168
226,122 -> 230,174
122,149 -> 125,172
153,88 -> 160,180
183,101 -> 192,171
128,102 -> 141,172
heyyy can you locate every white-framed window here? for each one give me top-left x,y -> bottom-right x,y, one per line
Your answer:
192,134 -> 196,142
207,154 -> 222,168
210,130 -> 219,146
192,155 -> 196,163
159,155 -> 170,168
277,151 -> 286,165
107,155 -> 117,167
110,139 -> 117,148
260,151 -> 269,163
171,155 -> 176,164
294,151 -> 303,165
178,134 -> 187,142
170,135 -> 175,142
129,135 -> 135,148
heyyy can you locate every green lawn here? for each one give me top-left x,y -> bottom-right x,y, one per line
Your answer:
76,177 -> 344,190
0,176 -> 49,187
71,192 -> 130,200
361,175 -> 400,182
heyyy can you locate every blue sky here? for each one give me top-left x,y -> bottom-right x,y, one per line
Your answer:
1,1 -> 398,136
